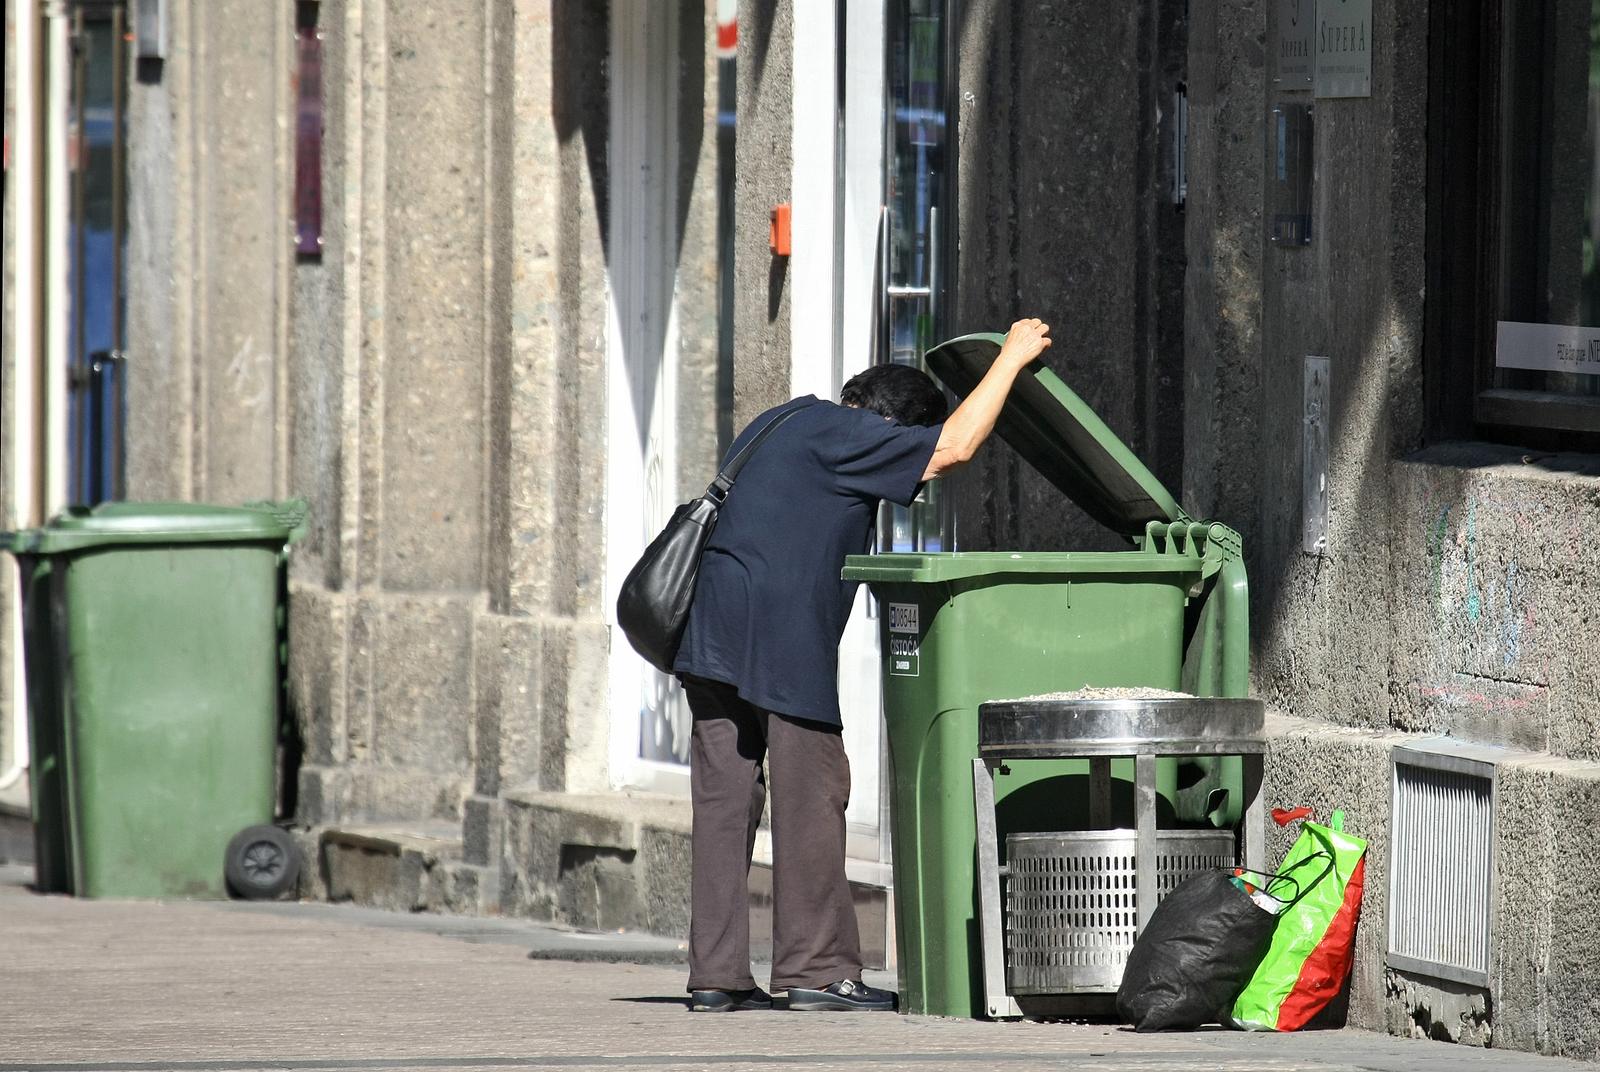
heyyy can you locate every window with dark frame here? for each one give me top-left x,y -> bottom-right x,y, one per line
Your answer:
294,1 -> 323,259
1425,0 -> 1600,448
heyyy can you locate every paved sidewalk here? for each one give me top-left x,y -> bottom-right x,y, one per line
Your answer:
2,867 -> 1592,1072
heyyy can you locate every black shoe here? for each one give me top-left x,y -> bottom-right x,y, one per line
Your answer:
688,986 -> 773,1012
787,979 -> 898,1012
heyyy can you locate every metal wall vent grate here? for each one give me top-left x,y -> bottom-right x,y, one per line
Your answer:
1388,745 -> 1496,988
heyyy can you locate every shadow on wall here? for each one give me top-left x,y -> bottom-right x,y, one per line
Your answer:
946,0 -> 1188,555
550,0 -> 708,444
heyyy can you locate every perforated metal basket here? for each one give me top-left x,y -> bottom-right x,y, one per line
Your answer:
1004,828 -> 1236,995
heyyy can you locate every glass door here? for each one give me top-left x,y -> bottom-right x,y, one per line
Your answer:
67,2 -> 128,505
879,0 -> 952,552
605,0 -> 691,790
828,0 -> 955,879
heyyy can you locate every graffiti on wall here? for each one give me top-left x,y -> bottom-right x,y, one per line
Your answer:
1411,477 -> 1599,749
1424,495 -> 1541,675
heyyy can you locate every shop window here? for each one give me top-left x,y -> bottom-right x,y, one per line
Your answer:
1426,0 -> 1600,447
880,0 -> 954,551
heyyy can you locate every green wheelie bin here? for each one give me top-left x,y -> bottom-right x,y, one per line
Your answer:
4,500 -> 306,900
842,334 -> 1251,1018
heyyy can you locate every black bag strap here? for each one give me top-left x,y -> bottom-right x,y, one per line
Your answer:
1232,849 -> 1335,910
705,401 -> 811,502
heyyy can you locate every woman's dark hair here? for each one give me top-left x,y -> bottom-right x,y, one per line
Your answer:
839,364 -> 949,427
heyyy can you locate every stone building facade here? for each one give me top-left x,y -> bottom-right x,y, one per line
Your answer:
3,0 -> 1597,1057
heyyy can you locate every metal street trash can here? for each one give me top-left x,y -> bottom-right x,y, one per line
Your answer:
842,334 -> 1254,1018
4,500 -> 306,900
973,694 -> 1265,1017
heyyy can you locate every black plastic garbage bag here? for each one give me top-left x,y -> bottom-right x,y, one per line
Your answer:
1116,870 -> 1278,1031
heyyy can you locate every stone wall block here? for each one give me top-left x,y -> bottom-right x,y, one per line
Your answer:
472,611 -> 543,796
641,826 -> 693,938
369,596 -> 473,775
345,767 -> 468,824
1383,971 -> 1491,1046
322,833 -> 429,911
534,621 -> 615,794
547,622 -> 612,794
1495,759 -> 1600,1060
345,597 -> 378,765
501,796 -> 641,923
194,0 -> 288,502
427,860 -> 487,916
289,825 -> 331,903
1181,0 -> 1266,534
1540,766 -> 1600,1060
287,0 -> 351,592
1493,761 -> 1556,1055
126,0 -> 196,499
491,1 -> 561,618
286,584 -> 349,767
732,0 -> 793,429
497,318 -> 561,616
1389,448 -> 1600,758
462,794 -> 505,869
377,0 -> 487,591
301,763 -> 467,826
295,764 -> 354,826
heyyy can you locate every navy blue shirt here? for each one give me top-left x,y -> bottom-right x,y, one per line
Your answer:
673,396 -> 943,727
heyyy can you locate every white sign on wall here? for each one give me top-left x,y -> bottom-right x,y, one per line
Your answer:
1276,0 -> 1314,87
1496,321 -> 1600,375
1315,0 -> 1372,98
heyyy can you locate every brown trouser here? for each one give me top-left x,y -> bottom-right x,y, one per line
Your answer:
683,676 -> 863,992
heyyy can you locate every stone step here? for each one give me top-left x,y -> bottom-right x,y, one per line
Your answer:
311,822 -> 487,916
498,789 -> 891,970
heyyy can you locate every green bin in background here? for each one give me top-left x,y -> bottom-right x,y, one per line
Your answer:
843,335 -> 1251,1018
4,501 -> 306,899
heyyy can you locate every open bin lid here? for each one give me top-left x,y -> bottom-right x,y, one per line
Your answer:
925,333 -> 1186,536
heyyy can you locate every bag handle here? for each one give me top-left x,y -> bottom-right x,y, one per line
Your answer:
1233,849 -> 1335,910
705,401 -> 812,502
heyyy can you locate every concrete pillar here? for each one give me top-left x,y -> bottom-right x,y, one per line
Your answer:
125,0 -> 198,500
288,0 -> 355,593
190,0 -> 291,503
1181,0 -> 1266,532
375,0 -> 487,593
950,0 -> 1187,553
732,0 -> 792,429
125,0 -> 290,503
1239,0 -> 1427,729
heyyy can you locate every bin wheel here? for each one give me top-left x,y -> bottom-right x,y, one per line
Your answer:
225,825 -> 300,900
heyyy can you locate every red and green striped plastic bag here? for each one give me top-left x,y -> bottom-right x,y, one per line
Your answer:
1227,810 -> 1369,1031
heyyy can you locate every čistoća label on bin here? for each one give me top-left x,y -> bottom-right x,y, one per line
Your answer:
887,603 -> 920,678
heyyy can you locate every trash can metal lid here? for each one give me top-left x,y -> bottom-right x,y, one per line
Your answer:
2,499 -> 308,555
977,695 -> 1266,758
925,333 -> 1187,537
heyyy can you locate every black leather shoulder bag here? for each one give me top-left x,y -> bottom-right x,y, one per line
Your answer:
616,403 -> 809,673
